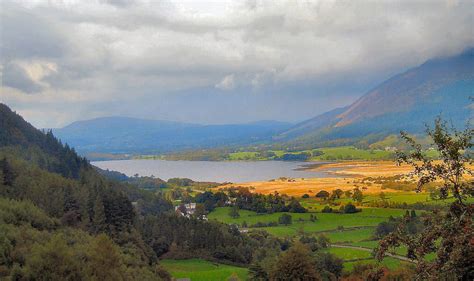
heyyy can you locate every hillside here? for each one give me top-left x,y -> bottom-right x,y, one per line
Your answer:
0,103 -> 274,279
53,117 -> 291,155
278,48 -> 474,147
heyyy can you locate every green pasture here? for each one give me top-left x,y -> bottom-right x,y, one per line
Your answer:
208,207 -> 406,237
323,227 -> 375,243
311,146 -> 393,161
160,259 -> 248,281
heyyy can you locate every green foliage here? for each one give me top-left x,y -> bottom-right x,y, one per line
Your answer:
278,214 -> 292,226
352,188 -> 364,203
316,190 -> 330,199
228,205 -> 240,219
270,242 -> 319,280
377,118 -> 474,279
343,203 -> 359,214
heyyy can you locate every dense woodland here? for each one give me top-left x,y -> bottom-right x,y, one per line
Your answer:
0,104 -> 277,279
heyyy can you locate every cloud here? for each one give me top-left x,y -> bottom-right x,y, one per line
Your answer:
215,74 -> 236,90
1,0 -> 473,128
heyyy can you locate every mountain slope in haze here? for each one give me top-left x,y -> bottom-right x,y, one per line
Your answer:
53,117 -> 292,155
278,48 -> 474,146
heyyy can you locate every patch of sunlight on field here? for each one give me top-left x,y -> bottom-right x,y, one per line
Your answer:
324,228 -> 375,243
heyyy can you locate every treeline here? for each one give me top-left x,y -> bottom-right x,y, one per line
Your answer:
98,168 -> 219,192
195,187 -> 307,213
374,210 -> 424,239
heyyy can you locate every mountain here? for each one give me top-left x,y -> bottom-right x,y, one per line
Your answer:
278,48 -> 474,147
53,117 -> 292,155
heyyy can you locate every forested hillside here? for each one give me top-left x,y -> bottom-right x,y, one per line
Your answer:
0,104 -> 298,280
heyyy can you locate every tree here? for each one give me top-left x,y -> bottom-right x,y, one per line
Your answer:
194,203 -> 207,220
302,194 -> 310,198
229,205 -> 240,219
288,199 -> 307,213
315,190 -> 330,199
379,192 -> 386,201
376,118 -> 473,279
92,196 -> 107,233
278,214 -> 292,225
87,234 -> 127,281
330,189 -> 343,201
352,188 -> 363,203
270,242 -> 320,281
344,190 -> 352,198
0,158 -> 16,186
343,203 -> 358,214
26,235 -> 83,280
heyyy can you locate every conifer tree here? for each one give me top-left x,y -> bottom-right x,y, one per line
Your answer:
93,196 -> 107,234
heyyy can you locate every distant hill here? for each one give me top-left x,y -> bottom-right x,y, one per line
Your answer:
278,48 -> 474,147
53,117 -> 292,155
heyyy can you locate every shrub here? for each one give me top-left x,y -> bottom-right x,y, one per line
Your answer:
343,203 -> 359,214
316,190 -> 330,199
321,206 -> 333,213
278,214 -> 292,225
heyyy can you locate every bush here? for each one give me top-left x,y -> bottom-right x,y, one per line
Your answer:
321,206 -> 333,213
278,214 -> 292,225
343,203 -> 359,214
302,194 -> 310,198
316,190 -> 330,199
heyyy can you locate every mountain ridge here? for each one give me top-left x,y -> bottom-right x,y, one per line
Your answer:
277,48 -> 474,147
53,116 -> 293,155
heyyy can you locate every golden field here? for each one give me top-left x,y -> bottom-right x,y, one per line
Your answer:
217,161 -> 472,197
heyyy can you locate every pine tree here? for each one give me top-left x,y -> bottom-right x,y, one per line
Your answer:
0,157 -> 16,186
229,205 -> 240,219
92,196 -> 107,233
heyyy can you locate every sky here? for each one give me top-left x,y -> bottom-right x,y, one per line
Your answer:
1,0 -> 473,128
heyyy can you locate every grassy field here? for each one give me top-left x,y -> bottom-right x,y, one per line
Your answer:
311,147 -> 393,161
160,259 -> 248,281
208,207 -> 406,237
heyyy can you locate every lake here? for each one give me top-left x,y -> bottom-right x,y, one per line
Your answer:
92,159 -> 334,183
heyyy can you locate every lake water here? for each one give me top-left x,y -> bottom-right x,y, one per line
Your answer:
92,159 -> 334,183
